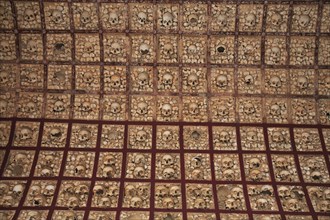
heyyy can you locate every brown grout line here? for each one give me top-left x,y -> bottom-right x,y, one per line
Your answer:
263,125 -> 287,220
235,124 -> 254,219
0,119 -> 17,177
115,123 -> 128,220
12,120 -> 44,219
83,123 -> 102,220
288,127 -> 318,220
178,123 -> 188,220
46,122 -> 73,219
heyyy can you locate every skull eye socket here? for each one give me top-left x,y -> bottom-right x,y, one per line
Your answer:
217,46 -> 225,53
54,42 -> 65,51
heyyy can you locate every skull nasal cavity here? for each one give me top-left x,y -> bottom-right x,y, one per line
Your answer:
217,46 -> 225,53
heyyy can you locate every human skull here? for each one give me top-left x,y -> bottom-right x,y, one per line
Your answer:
43,184 -> 55,196
110,102 -> 121,114
137,12 -> 147,25
53,100 -> 65,112
188,103 -> 199,115
155,185 -> 168,197
110,74 -> 121,88
26,40 -> 38,53
80,11 -> 91,24
216,74 -> 228,88
271,46 -> 281,61
110,42 -> 122,55
194,198 -> 206,209
256,198 -> 268,210
136,130 -> 147,142
163,167 -> 175,179
270,104 -> 281,116
41,168 -> 52,177
162,197 -> 174,208
80,101 -> 92,113
244,103 -> 256,115
26,72 -> 38,84
0,41 -> 10,53
19,127 -> 33,140
277,186 -> 290,198
223,169 -> 235,180
133,154 -> 145,164
217,105 -> 229,117
286,198 -> 300,211
162,130 -> 173,142
244,74 -> 254,85
84,42 -> 94,53
0,100 -> 8,114
78,128 -> 91,142
231,186 -> 244,199
0,183 -> 9,195
109,11 -> 119,24
249,158 -> 261,169
311,170 -> 322,181
75,164 -> 86,175
0,71 -> 9,84
32,195 -> 45,206
24,8 -> 36,22
138,72 -> 149,86
163,43 -> 174,56
103,155 -> 116,166
295,105 -> 307,117
245,13 -> 256,27
102,166 -> 115,178
25,101 -> 37,113
162,12 -> 173,27
51,10 -> 63,24
218,14 -> 228,26
170,185 -> 181,197
133,166 -> 145,178
13,184 -> 24,196
136,102 -> 148,115
250,169 -> 262,181
271,12 -> 283,26
162,73 -> 173,88
139,43 -> 150,55
188,14 -> 198,24
225,198 -> 238,210
130,196 -> 142,208
161,103 -> 172,117
297,76 -> 308,89
269,76 -> 282,88
188,44 -> 197,54
298,14 -> 310,27
219,131 -> 230,143
187,73 -> 199,87
221,157 -> 234,169
162,154 -> 174,166
271,131 -> 284,143
2,195 -> 13,206
318,200 -> 330,212
275,157 -> 288,169
191,156 -> 202,168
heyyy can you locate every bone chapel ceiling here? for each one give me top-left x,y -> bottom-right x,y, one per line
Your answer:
0,0 -> 330,220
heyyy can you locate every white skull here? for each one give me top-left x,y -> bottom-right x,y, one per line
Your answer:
162,154 -> 174,166
0,71 -> 9,84
138,72 -> 149,86
216,74 -> 228,88
217,105 -> 229,117
271,12 -> 283,26
297,76 -> 308,89
163,167 -> 175,179
110,74 -> 121,88
269,76 -> 282,88
78,128 -> 91,142
162,12 -> 173,27
110,42 -> 122,55
225,198 -> 238,210
279,170 -> 290,181
162,197 -> 174,208
25,101 -> 37,113
271,131 -> 284,143
249,158 -> 261,169
136,130 -> 147,142
137,12 -> 147,25
188,103 -> 199,115
187,73 -> 199,88
110,102 -> 121,114
188,44 -> 197,54
218,14 -> 228,26
231,187 -> 244,199
80,11 -> 91,24
109,11 -> 119,24
270,104 -> 281,116
271,46 -> 281,61
0,183 -> 9,194
275,157 -> 288,169
298,14 -> 310,27
162,130 -> 173,142
30,185 -> 41,196
139,43 -> 150,55
162,73 -> 173,87
103,155 -> 116,166
137,102 -> 148,115
51,10 -> 63,24
133,154 -> 145,164
49,127 -> 62,140
256,198 -> 268,209
26,40 -> 38,53
0,99 -> 8,114
244,74 -> 254,85
53,100 -> 65,112
245,13 -> 256,27
219,131 -> 230,143
41,168 -> 52,177
75,164 -> 86,175
278,186 -> 290,198
223,169 -> 235,180
170,185 -> 181,197
80,101 -> 92,112
221,157 -> 234,169
311,170 -> 322,182
0,41 -> 10,53
103,166 -> 115,178
13,184 -> 24,196
44,184 -> 55,196
161,103 -> 172,117
244,103 -> 256,115
19,127 -> 33,140
287,198 -> 300,211
295,105 -> 307,117
133,166 -> 145,178
191,156 -> 202,168
82,72 -> 94,84
163,43 -> 174,56
24,8 -> 36,22
130,196 -> 142,208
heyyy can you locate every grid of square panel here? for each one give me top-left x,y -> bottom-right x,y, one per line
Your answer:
0,1 -> 329,125
0,120 -> 330,219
